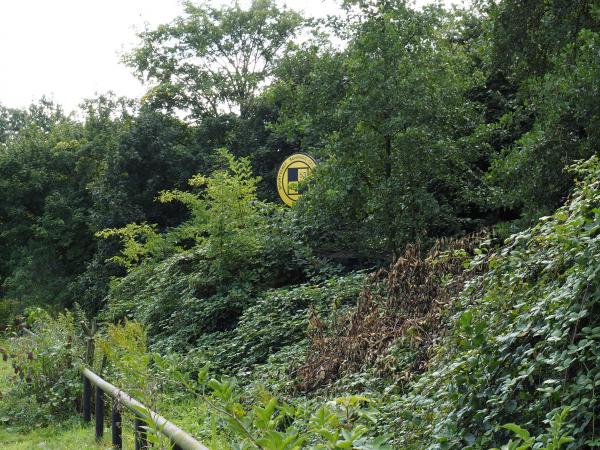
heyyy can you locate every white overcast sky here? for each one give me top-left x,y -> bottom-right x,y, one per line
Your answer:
0,0 -> 467,113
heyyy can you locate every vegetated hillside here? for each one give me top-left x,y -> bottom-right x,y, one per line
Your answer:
371,157 -> 600,448
1,157 -> 597,448
2,0 -> 600,447
296,232 -> 488,392
92,156 -> 598,449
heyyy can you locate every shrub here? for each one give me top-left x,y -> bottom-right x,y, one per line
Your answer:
97,319 -> 152,397
153,357 -> 392,450
184,273 -> 366,376
296,233 -> 488,391
0,298 -> 20,330
493,407 -> 574,450
102,150 -> 335,354
0,309 -> 83,427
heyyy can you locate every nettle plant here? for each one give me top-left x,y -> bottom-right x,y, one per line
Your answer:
493,407 -> 574,450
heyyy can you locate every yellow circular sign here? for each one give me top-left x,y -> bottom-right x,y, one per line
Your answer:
276,153 -> 317,206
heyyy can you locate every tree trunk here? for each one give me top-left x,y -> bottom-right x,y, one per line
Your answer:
384,133 -> 397,258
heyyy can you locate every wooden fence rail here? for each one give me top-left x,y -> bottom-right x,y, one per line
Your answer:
20,327 -> 208,450
82,368 -> 209,450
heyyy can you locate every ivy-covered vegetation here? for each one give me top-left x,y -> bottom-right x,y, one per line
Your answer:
1,0 -> 600,448
382,157 -> 600,448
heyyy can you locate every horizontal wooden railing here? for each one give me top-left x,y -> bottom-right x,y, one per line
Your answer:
19,326 -> 208,450
82,367 -> 209,450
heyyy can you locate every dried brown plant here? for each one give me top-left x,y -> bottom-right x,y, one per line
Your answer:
295,232 -> 489,391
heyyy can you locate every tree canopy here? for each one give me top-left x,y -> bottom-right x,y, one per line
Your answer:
126,0 -> 305,118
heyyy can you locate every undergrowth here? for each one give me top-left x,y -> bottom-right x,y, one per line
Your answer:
379,156 -> 600,448
297,232 -> 488,391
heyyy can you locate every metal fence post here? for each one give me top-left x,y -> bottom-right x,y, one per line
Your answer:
95,386 -> 104,441
135,416 -> 148,450
111,403 -> 123,449
82,375 -> 91,423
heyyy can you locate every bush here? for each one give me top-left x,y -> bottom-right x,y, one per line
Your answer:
152,357 -> 392,450
102,150 -> 337,354
296,234 -> 487,391
0,309 -> 83,427
0,298 -> 20,330
184,273 -> 366,376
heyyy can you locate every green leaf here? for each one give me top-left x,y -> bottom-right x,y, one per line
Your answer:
502,423 -> 531,441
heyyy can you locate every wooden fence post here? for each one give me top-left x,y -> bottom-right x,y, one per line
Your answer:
82,375 -> 91,422
95,386 -> 104,441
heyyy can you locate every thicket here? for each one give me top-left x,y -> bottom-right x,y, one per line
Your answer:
99,149 -> 340,355
2,0 -> 598,312
296,233 -> 488,391
5,158 -> 596,447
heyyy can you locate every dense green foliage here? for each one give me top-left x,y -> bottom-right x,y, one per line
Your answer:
378,158 -> 600,448
126,0 -> 305,119
3,0 -> 599,309
100,150 -> 336,357
272,2 -> 488,258
2,0 -> 600,448
478,0 -> 600,223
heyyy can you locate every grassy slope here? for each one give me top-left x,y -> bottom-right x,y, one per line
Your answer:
0,425 -> 104,450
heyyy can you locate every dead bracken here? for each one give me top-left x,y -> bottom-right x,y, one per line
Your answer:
296,232 -> 489,391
